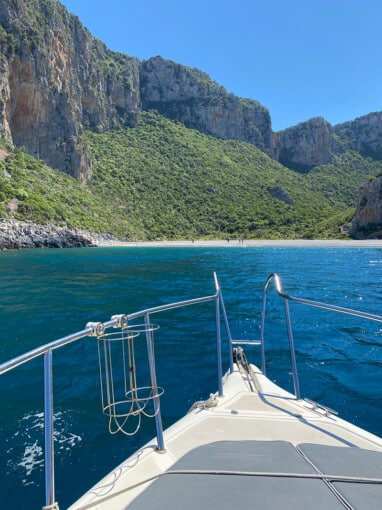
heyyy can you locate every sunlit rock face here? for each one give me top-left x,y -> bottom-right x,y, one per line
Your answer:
334,112 -> 382,161
350,177 -> 382,239
1,0 -> 382,185
0,1 -> 272,180
271,117 -> 339,172
0,0 -> 140,180
139,56 -> 272,150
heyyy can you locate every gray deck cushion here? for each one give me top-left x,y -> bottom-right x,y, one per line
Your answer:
299,443 -> 382,509
127,440 -> 356,509
172,440 -> 316,473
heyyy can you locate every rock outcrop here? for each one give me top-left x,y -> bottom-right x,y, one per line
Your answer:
272,112 -> 382,172
140,56 -> 272,150
1,0 -> 382,180
334,112 -> 382,161
0,0 -> 140,180
350,177 -> 382,239
1,0 -> 382,246
271,117 -> 341,172
0,219 -> 116,249
267,185 -> 294,205
0,0 -> 274,179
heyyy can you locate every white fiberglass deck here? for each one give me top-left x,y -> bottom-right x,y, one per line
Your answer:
69,364 -> 382,510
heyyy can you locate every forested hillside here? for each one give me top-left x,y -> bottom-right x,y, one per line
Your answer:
1,0 -> 382,243
1,111 -> 380,241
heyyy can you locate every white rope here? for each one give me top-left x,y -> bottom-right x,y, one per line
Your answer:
162,468 -> 382,484
189,394 -> 218,411
69,467 -> 382,510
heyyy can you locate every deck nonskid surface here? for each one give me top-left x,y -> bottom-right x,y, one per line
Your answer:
69,366 -> 382,510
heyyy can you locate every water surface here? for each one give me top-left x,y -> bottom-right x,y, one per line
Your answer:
0,246 -> 381,509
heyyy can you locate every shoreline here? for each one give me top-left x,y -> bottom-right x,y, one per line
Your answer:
96,239 -> 382,248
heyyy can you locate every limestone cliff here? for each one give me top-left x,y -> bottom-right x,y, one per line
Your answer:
350,176 -> 382,239
334,112 -> 382,160
343,113 -> 382,237
0,0 -> 273,179
0,0 -> 140,180
140,56 -> 272,150
272,112 -> 382,172
271,117 -> 343,172
1,0 -> 382,185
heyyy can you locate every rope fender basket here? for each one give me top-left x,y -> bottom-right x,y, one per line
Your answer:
96,320 -> 164,435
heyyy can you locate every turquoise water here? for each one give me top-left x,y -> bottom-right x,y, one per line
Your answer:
0,246 -> 382,509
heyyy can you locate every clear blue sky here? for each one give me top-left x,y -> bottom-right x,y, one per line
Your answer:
59,0 -> 382,131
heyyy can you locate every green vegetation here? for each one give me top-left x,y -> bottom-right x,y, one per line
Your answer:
0,111 -> 380,240
0,139 -> 127,234
305,152 -> 382,209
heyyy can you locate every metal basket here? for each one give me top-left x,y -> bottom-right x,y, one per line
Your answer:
97,322 -> 163,435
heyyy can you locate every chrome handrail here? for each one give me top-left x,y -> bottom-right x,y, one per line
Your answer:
269,272 -> 382,323
0,273 -> 228,510
260,272 -> 382,400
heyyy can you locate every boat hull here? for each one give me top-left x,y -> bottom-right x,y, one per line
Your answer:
69,364 -> 382,509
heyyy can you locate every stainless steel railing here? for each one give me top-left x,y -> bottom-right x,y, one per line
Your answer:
260,272 -> 382,401
5,269 -> 379,510
0,272 -> 229,510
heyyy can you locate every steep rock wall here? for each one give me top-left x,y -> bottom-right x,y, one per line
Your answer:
1,0 -> 382,182
271,112 -> 382,173
0,0 -> 140,180
334,112 -> 382,160
350,176 -> 382,238
271,117 -> 340,172
140,56 -> 272,150
0,1 -> 273,179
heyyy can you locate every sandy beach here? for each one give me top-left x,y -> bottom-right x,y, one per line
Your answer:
97,239 -> 382,248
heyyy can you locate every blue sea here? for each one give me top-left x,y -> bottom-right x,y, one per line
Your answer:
1,245 -> 382,509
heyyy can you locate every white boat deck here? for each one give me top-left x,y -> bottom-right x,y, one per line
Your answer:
69,364 -> 382,510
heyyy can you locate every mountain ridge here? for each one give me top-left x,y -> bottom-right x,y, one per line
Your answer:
1,0 -> 381,182
0,0 -> 381,240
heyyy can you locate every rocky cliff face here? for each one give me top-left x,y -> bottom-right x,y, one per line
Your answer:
272,112 -> 382,172
140,56 -> 272,150
0,0 -> 274,179
271,117 -> 339,172
273,113 -> 382,234
350,176 -> 382,239
1,0 -> 382,186
0,0 -> 140,180
334,112 -> 382,160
